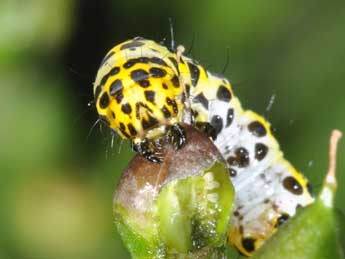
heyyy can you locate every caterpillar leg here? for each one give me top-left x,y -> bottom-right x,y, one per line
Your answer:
131,124 -> 186,163
131,139 -> 162,164
168,123 -> 187,150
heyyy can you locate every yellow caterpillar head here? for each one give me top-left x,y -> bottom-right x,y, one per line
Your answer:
93,38 -> 184,140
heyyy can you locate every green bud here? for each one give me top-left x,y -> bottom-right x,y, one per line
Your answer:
113,125 -> 234,259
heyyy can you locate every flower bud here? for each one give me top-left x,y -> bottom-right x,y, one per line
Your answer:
113,125 -> 234,258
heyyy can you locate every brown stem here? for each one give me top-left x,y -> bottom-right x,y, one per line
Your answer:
326,129 -> 342,185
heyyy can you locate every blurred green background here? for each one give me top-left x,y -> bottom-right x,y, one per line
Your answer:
0,0 -> 344,258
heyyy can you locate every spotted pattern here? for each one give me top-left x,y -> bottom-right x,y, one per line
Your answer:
99,93 -> 109,109
110,79 -> 123,95
131,69 -> 149,82
275,213 -> 290,227
229,168 -> 237,177
170,75 -> 180,87
120,40 -> 145,50
109,66 -> 120,76
161,106 -> 171,118
187,62 -> 200,86
242,237 -> 256,254
93,38 -> 314,257
168,57 -> 179,73
283,176 -> 303,195
144,90 -> 155,103
248,121 -> 267,137
210,115 -> 223,139
255,143 -> 268,161
193,93 -> 209,109
217,85 -> 232,102
227,147 -> 250,168
226,108 -> 234,127
150,67 -> 167,78
121,103 -> 132,115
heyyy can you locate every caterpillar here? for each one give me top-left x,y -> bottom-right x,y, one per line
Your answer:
93,37 -> 314,256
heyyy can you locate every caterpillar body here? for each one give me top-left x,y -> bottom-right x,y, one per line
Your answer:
93,37 -> 314,256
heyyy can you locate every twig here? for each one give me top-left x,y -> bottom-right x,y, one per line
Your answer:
326,129 -> 342,185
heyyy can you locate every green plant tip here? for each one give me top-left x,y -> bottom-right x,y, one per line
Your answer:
113,125 -> 234,259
